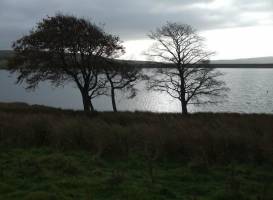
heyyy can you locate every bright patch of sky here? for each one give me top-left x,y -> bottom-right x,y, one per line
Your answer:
121,25 -> 273,61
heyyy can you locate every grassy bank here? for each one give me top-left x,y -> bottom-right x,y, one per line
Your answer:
0,148 -> 273,200
0,102 -> 273,199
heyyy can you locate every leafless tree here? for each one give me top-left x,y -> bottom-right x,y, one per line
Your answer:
146,22 -> 229,114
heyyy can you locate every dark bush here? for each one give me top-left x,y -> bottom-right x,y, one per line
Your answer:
0,103 -> 273,164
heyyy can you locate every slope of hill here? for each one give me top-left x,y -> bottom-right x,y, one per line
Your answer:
211,56 -> 273,64
1,50 -> 273,68
0,50 -> 13,68
0,50 -> 13,60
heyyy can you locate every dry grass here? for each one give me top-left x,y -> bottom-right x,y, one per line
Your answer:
0,102 -> 273,164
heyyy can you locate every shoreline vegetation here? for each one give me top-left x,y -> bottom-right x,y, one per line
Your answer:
0,102 -> 273,199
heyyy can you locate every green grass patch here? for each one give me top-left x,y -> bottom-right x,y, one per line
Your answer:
0,149 -> 272,199
0,102 -> 273,199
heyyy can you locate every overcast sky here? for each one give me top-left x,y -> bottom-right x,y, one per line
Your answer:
1,0 -> 273,60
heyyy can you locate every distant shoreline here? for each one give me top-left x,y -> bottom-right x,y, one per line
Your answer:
204,63 -> 273,68
2,63 -> 273,69
1,49 -> 273,69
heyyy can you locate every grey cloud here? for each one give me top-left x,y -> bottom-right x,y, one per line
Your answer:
234,0 -> 273,11
0,0 -> 273,49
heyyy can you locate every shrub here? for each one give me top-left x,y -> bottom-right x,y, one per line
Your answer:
0,103 -> 273,164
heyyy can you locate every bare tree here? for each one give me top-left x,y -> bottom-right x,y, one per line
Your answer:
104,62 -> 141,112
146,22 -> 229,114
8,14 -> 124,112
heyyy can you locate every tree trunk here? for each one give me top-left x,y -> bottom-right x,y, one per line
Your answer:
178,68 -> 188,115
81,89 -> 95,112
106,72 -> 118,113
111,87 -> 117,112
82,93 -> 90,112
90,100 -> 95,112
181,100 -> 188,115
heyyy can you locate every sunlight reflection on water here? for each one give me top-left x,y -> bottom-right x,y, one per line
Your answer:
0,68 -> 273,113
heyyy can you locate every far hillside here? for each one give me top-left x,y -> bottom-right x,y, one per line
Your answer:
0,50 -> 13,60
211,56 -> 273,64
0,50 -> 13,68
1,50 -> 273,68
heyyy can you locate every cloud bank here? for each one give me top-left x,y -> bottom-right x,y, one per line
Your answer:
0,0 -> 273,49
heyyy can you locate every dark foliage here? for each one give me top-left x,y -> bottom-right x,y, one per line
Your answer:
8,14 -> 124,112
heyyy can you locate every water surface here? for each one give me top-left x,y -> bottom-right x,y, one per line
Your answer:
0,68 -> 272,113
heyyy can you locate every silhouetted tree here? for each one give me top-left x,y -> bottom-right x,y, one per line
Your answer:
104,62 -> 141,112
146,22 -> 229,114
8,14 -> 124,112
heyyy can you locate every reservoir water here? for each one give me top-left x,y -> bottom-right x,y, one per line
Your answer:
0,68 -> 273,113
